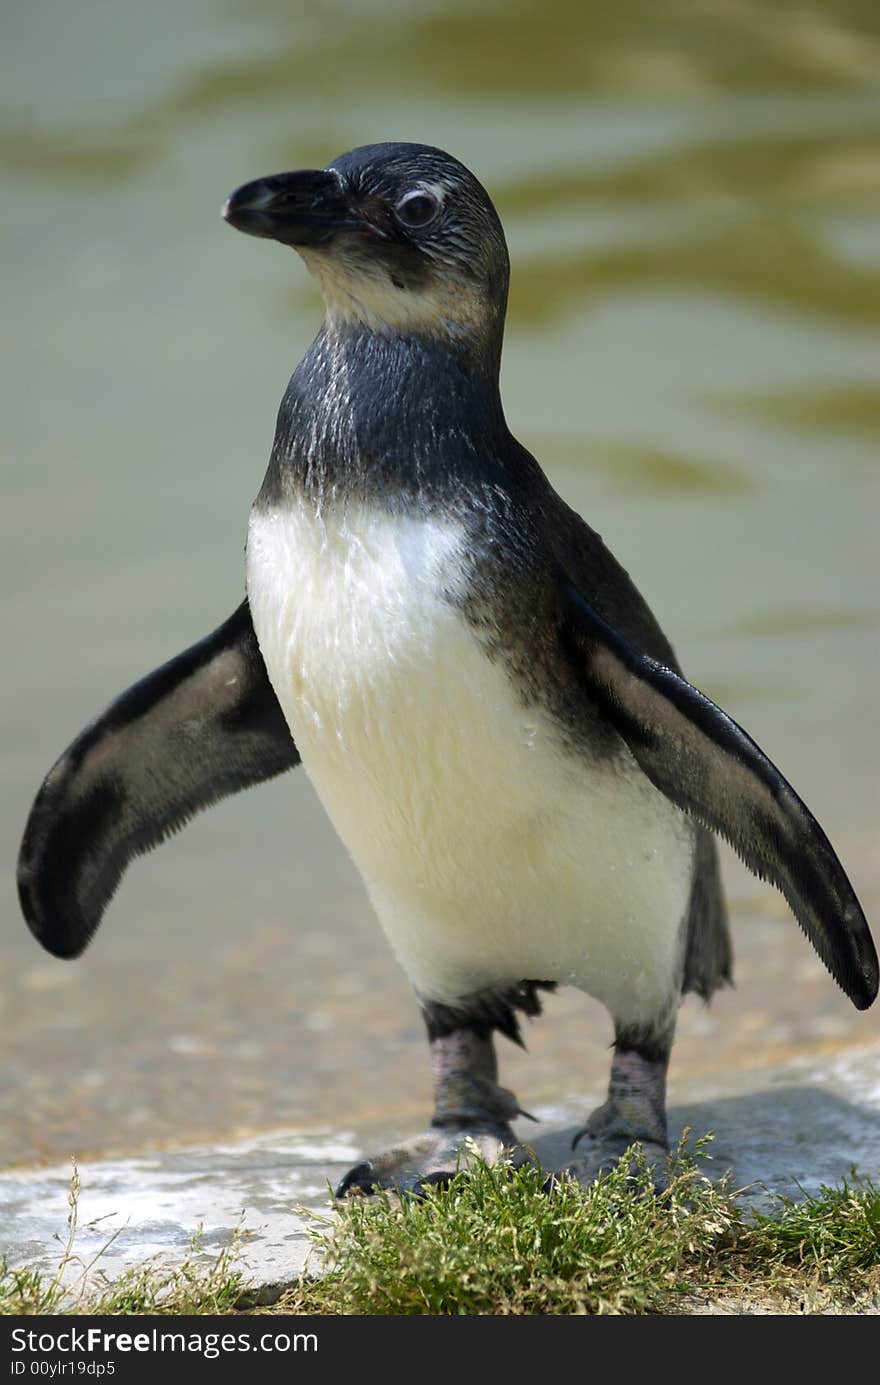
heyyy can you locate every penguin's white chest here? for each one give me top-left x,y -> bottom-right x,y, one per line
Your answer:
246,500 -> 694,1022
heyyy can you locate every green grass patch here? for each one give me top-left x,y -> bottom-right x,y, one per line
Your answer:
3,1138 -> 879,1315
286,1138 -> 733,1315
281,1138 -> 880,1316
735,1180 -> 880,1284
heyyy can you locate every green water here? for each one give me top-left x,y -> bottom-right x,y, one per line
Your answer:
2,0 -> 878,1167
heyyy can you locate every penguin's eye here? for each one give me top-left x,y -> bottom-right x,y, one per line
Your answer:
394,190 -> 441,230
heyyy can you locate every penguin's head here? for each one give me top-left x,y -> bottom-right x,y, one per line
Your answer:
223,142 -> 509,355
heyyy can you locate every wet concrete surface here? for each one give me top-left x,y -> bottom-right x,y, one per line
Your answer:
3,841 -> 878,1171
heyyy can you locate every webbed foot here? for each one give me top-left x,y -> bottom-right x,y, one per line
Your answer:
551,1134 -> 669,1191
549,1027 -> 672,1190
335,1121 -> 526,1198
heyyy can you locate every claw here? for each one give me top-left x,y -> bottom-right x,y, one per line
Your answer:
409,1170 -> 456,1199
334,1160 -> 376,1198
570,1124 -> 589,1152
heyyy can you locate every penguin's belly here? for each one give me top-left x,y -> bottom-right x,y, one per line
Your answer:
247,501 -> 695,1022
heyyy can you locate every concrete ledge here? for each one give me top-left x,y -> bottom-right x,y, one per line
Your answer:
2,1043 -> 878,1305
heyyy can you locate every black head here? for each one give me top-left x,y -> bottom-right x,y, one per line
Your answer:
223,142 -> 510,365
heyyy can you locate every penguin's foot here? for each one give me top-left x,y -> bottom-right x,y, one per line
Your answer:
551,1089 -> 670,1191
335,1122 -> 527,1198
336,1022 -> 533,1197
544,1025 -> 673,1191
551,1136 -> 670,1192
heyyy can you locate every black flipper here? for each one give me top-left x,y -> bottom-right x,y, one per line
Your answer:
557,575 -> 877,1010
18,600 -> 299,960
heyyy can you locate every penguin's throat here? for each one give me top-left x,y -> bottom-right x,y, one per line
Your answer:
261,323 -> 506,506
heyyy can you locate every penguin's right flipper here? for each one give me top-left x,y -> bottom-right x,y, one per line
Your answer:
557,575 -> 878,1011
18,600 -> 299,960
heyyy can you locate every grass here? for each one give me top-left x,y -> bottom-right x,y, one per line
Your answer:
0,1162 -> 246,1316
286,1137 -> 734,1315
0,1251 -> 246,1317
3,1137 -> 879,1316
281,1137 -> 880,1315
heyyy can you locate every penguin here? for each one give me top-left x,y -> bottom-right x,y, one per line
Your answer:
18,142 -> 877,1195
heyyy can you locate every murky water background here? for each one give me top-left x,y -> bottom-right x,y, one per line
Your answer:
2,0 -> 878,1167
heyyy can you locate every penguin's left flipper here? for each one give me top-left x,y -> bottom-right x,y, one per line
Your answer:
18,600 -> 299,961
557,575 -> 878,1010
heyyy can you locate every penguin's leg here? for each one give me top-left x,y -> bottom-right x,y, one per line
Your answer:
559,1018 -> 674,1187
552,836 -> 724,1189
335,983 -> 549,1197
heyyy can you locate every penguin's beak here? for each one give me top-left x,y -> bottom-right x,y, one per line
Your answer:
222,170 -> 352,248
